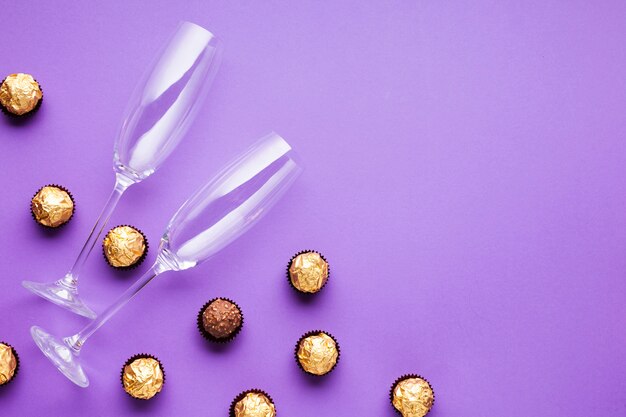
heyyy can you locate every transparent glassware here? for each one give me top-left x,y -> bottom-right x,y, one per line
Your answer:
22,21 -> 222,319
30,133 -> 302,387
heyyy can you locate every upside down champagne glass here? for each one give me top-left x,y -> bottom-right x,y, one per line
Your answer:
22,21 -> 222,319
31,133 -> 302,387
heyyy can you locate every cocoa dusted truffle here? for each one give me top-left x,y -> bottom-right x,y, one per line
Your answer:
103,225 -> 147,269
31,185 -> 75,228
121,355 -> 164,400
0,343 -> 18,386
390,374 -> 435,417
0,73 -> 42,116
197,298 -> 243,343
230,390 -> 276,417
287,250 -> 329,294
295,331 -> 340,376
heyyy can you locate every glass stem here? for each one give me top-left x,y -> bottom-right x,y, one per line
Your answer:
56,173 -> 134,290
65,262 -> 168,353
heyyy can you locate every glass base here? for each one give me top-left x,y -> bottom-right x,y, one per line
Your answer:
31,326 -> 89,388
22,279 -> 97,319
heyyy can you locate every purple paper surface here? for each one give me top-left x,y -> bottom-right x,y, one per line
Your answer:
1,1 -> 625,416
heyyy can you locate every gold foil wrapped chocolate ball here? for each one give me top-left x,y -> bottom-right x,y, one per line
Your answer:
0,343 -> 18,386
121,355 -> 164,400
103,225 -> 147,269
231,390 -> 276,417
288,250 -> 329,294
31,185 -> 75,228
295,331 -> 339,376
198,298 -> 243,342
0,73 -> 43,116
391,375 -> 435,417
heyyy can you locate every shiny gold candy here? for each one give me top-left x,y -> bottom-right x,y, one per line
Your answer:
289,251 -> 328,293
0,343 -> 17,385
234,392 -> 276,417
103,226 -> 146,268
0,73 -> 42,115
122,357 -> 164,400
296,332 -> 338,376
31,186 -> 74,228
392,377 -> 434,417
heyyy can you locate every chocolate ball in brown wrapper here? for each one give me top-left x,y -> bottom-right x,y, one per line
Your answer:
31,185 -> 74,228
121,355 -> 164,400
230,390 -> 276,417
0,73 -> 42,116
288,250 -> 329,294
0,343 -> 18,386
103,225 -> 147,269
390,375 -> 435,417
295,331 -> 339,376
198,298 -> 243,342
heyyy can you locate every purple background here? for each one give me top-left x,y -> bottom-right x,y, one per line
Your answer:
1,1 -> 625,416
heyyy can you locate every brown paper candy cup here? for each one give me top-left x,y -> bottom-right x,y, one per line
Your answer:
389,373 -> 435,416
286,249 -> 330,295
120,353 -> 165,400
0,342 -> 19,387
229,389 -> 276,417
196,297 -> 244,343
294,330 -> 341,377
102,225 -> 149,270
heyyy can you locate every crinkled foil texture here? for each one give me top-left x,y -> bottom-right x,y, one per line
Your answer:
0,344 -> 17,385
122,358 -> 163,400
392,377 -> 434,417
31,186 -> 74,227
202,299 -> 242,339
104,226 -> 145,267
289,252 -> 328,293
297,332 -> 338,375
234,392 -> 276,417
0,73 -> 42,115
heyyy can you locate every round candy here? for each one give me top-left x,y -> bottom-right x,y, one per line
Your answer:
288,250 -> 329,294
103,225 -> 147,268
231,390 -> 276,417
295,331 -> 339,376
0,343 -> 18,386
31,185 -> 74,228
0,73 -> 42,116
390,375 -> 435,417
198,298 -> 243,342
121,355 -> 164,400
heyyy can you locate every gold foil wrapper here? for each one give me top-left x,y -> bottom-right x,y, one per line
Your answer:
122,357 -> 164,400
31,186 -> 74,228
103,226 -> 146,268
234,392 -> 276,417
289,251 -> 328,293
0,344 -> 17,385
0,73 -> 42,115
297,332 -> 338,375
392,377 -> 434,417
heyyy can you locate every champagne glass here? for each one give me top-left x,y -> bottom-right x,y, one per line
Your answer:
23,21 -> 223,319
31,133 -> 302,387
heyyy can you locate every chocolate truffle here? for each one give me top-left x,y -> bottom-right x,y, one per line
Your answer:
288,250 -> 329,294
103,225 -> 147,269
0,343 -> 18,386
390,375 -> 435,417
198,298 -> 243,342
0,73 -> 42,116
121,355 -> 164,400
295,331 -> 339,376
230,390 -> 276,417
31,185 -> 74,228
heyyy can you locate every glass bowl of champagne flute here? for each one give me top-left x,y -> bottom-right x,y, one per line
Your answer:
22,21 -> 223,319
31,132 -> 303,388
